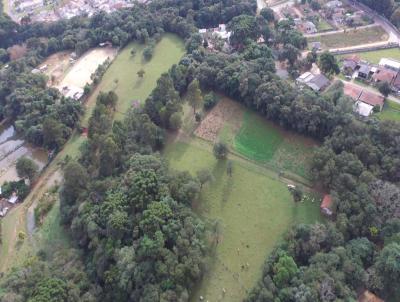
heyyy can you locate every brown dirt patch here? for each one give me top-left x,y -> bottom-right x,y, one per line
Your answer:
38,51 -> 73,86
195,97 -> 243,142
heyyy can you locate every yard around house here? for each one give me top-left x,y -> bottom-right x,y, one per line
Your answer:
164,138 -> 321,302
378,99 -> 400,122
307,26 -> 388,49
82,33 -> 185,125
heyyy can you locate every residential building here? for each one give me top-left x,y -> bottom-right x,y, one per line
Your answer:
372,67 -> 397,84
343,82 -> 385,117
379,57 -> 400,72
321,194 -> 333,216
358,290 -> 384,302
357,63 -> 372,79
326,0 -> 342,9
296,72 -> 330,92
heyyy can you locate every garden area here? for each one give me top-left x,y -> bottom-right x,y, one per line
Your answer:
163,139 -> 321,302
308,26 -> 388,49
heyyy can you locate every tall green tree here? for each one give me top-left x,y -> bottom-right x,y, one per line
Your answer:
16,156 -> 39,182
187,79 -> 203,115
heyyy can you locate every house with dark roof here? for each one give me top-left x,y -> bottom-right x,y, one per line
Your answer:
296,72 -> 330,92
357,63 -> 372,79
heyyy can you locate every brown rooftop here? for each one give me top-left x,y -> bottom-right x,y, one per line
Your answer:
358,90 -> 385,107
372,68 -> 397,83
343,82 -> 363,101
358,290 -> 384,302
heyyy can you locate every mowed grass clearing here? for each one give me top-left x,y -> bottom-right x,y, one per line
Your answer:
196,97 -> 317,180
307,26 -> 388,49
337,48 -> 400,64
82,34 -> 185,125
164,139 -> 321,302
377,99 -> 400,122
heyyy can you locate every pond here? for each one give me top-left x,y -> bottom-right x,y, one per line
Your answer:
0,125 -> 48,185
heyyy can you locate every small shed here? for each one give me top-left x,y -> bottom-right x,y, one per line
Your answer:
320,194 -> 333,216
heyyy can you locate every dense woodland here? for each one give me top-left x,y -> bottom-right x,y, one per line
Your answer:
0,0 -> 400,301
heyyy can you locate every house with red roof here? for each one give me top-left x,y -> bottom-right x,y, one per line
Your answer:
320,194 -> 333,216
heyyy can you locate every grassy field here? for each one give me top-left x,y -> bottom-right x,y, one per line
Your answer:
378,99 -> 400,122
317,19 -> 334,31
164,138 -> 321,302
338,48 -> 400,64
308,26 -> 388,49
233,110 -> 317,179
83,34 -> 185,125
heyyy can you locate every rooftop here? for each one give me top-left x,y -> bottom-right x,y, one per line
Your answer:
321,194 -> 333,209
372,67 -> 398,83
358,90 -> 385,107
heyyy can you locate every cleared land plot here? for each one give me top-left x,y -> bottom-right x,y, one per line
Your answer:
55,47 -> 117,91
307,26 -> 388,49
196,98 -> 317,179
338,48 -> 400,64
164,139 -> 321,302
83,34 -> 185,124
38,51 -> 73,86
377,100 -> 400,122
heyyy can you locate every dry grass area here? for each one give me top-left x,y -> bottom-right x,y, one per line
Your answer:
55,47 -> 117,90
194,97 -> 243,142
39,51 -> 72,86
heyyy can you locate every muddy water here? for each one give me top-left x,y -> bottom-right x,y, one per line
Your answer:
0,125 -> 48,184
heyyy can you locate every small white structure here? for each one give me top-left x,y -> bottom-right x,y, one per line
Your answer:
8,193 -> 18,204
326,0 -> 342,9
355,101 -> 374,117
379,58 -> 400,72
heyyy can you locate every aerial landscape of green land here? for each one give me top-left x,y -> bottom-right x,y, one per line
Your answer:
0,0 -> 399,301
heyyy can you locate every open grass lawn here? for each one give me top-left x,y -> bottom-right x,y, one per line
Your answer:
164,139 -> 321,302
317,19 -> 334,31
233,110 -> 317,179
377,100 -> 400,122
307,26 -> 388,49
82,34 -> 184,125
337,48 -> 400,64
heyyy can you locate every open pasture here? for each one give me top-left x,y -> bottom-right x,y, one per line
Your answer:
164,139 -> 321,302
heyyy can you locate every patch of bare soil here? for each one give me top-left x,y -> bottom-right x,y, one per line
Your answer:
195,97 -> 243,142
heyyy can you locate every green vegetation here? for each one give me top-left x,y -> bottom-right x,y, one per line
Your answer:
316,19 -> 334,31
338,48 -> 400,64
164,139 -> 320,301
233,110 -> 316,179
378,99 -> 400,122
164,139 -> 321,302
308,26 -> 388,49
83,34 -> 184,125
